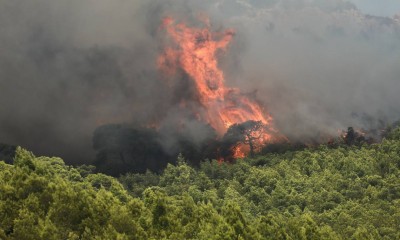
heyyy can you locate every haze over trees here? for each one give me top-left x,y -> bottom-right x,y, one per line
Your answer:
91,120 -> 283,175
91,121 -> 381,176
91,122 -> 220,176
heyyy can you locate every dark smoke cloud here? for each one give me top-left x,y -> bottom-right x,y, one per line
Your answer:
0,0 -> 162,163
0,0 -> 399,163
208,0 -> 400,140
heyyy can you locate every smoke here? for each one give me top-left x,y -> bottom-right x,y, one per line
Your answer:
0,0 -> 160,163
208,0 -> 400,140
0,0 -> 399,164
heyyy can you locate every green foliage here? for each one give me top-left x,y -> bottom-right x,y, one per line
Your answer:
119,171 -> 160,198
1,128 -> 400,239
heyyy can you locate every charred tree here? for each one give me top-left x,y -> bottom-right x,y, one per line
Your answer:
221,120 -> 267,159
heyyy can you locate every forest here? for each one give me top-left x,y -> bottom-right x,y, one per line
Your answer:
0,127 -> 399,239
1,1 -> 400,239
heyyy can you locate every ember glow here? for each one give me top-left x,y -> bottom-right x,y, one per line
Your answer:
158,17 -> 280,158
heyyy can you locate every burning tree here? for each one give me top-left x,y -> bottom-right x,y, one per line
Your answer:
221,120 -> 269,159
158,17 -> 275,137
157,17 -> 283,160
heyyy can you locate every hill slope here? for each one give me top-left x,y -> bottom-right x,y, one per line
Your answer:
1,129 -> 400,239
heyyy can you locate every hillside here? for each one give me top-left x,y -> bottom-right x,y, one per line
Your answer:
1,129 -> 400,239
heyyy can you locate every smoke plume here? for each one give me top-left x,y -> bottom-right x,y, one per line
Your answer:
0,0 -> 399,164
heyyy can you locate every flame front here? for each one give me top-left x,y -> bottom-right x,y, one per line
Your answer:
158,17 -> 276,157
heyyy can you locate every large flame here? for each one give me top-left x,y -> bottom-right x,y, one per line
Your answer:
158,17 -> 276,157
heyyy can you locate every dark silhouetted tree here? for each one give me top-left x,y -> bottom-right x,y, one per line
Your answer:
0,143 -> 16,164
158,119 -> 220,166
92,124 -> 168,175
344,127 -> 366,146
221,120 -> 267,160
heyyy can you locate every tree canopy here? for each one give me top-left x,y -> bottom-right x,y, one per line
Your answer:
1,128 -> 400,239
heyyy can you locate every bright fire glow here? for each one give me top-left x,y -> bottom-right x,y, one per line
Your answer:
158,17 -> 276,158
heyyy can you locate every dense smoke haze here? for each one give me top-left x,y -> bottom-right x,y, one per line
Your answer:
0,0 -> 399,164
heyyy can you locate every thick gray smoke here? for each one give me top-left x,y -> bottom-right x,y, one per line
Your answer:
0,0 -> 399,163
208,0 -> 400,140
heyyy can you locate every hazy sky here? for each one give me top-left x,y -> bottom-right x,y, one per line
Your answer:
348,0 -> 400,16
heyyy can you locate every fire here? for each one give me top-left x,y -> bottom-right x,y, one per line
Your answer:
158,17 -> 277,158
233,146 -> 246,159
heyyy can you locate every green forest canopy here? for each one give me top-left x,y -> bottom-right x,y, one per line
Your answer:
1,128 -> 400,239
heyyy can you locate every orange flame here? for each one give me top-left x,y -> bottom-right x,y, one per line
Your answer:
233,145 -> 246,159
158,17 -> 276,158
